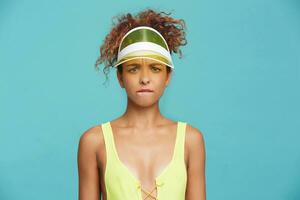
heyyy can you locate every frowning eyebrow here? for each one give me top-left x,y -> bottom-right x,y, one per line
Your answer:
125,62 -> 164,67
125,63 -> 140,67
150,63 -> 164,67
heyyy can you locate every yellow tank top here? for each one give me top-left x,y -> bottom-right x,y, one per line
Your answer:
101,121 -> 187,200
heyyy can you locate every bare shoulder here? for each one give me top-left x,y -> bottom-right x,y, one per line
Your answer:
185,123 -> 206,164
78,125 -> 104,154
185,123 -> 205,147
77,125 -> 104,199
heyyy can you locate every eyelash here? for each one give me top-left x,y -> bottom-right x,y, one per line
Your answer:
128,68 -> 137,72
128,66 -> 161,73
152,67 -> 161,72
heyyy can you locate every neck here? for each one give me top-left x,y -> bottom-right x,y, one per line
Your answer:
119,97 -> 166,128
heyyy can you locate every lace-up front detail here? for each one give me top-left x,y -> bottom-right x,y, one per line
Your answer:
136,181 -> 164,200
101,121 -> 187,200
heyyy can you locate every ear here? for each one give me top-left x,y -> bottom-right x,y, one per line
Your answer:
165,69 -> 172,87
116,70 -> 125,88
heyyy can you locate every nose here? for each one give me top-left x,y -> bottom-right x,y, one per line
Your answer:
140,68 -> 150,85
139,59 -> 150,85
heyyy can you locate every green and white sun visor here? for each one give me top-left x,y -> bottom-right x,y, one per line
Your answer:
113,26 -> 174,69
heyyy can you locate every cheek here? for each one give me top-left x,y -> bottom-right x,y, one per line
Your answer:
122,76 -> 138,92
153,77 -> 168,92
121,73 -> 132,84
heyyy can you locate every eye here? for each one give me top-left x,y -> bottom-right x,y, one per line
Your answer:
128,67 -> 138,73
151,66 -> 161,72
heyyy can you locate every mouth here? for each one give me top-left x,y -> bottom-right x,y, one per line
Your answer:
136,89 -> 154,96
136,89 -> 154,92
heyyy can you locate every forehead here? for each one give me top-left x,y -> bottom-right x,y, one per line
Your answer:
123,58 -> 165,66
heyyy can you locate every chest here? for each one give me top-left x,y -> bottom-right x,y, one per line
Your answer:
97,122 -> 189,200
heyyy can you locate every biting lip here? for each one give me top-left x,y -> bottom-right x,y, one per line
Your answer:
136,89 -> 154,92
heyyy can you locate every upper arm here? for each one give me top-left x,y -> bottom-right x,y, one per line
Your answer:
77,126 -> 101,200
185,124 -> 206,200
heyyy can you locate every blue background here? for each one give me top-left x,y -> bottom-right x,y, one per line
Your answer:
0,0 -> 299,199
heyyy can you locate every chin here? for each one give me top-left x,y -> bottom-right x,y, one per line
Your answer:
130,96 -> 158,107
137,101 -> 157,107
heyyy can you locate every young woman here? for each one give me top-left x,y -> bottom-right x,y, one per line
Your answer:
77,8 -> 206,200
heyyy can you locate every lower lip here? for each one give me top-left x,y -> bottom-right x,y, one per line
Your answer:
137,91 -> 154,96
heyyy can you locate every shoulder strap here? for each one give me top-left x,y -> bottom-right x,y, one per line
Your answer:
174,121 -> 187,161
101,121 -> 116,164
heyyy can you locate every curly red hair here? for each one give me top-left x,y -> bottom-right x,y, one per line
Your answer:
95,8 -> 187,84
